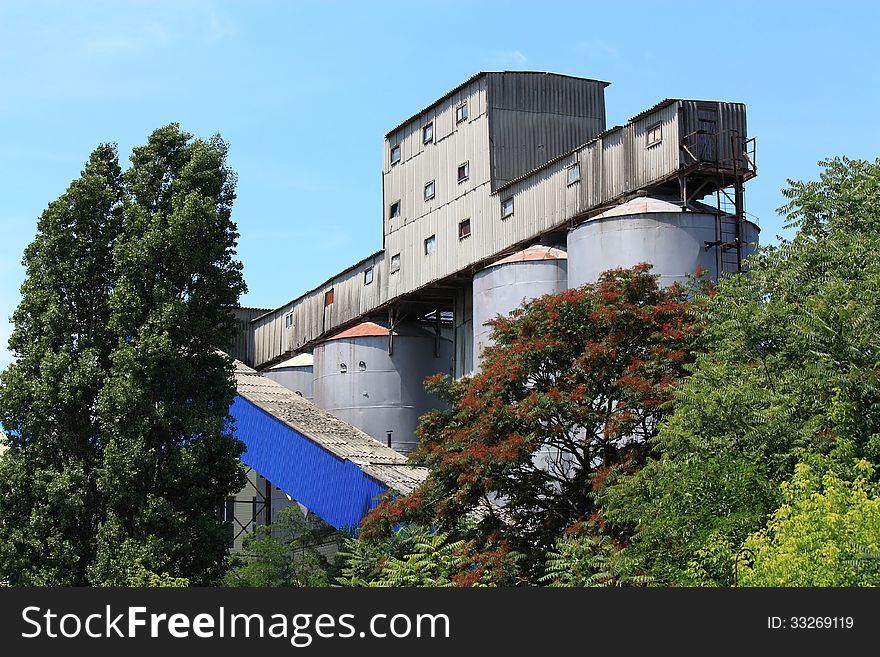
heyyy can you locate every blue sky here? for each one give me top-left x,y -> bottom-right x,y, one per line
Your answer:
2,0 -> 879,368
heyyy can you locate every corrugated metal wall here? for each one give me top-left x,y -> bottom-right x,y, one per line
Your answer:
488,73 -> 607,189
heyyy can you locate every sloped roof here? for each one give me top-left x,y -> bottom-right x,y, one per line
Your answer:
492,245 -> 568,267
234,360 -> 428,495
267,352 -> 314,369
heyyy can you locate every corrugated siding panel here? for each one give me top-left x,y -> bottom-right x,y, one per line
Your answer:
384,78 -> 489,237
679,101 -> 748,168
488,73 -> 607,188
232,395 -> 387,529
628,102 -> 680,189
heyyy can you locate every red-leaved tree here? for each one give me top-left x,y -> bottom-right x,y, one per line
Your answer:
360,265 -> 703,580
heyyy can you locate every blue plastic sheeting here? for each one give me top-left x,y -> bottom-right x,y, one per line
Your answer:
230,395 -> 387,530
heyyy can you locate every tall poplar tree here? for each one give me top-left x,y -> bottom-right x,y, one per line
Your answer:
0,125 -> 247,586
90,125 -> 247,585
0,145 -> 123,585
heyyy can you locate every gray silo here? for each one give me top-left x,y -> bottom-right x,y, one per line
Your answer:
263,352 -> 314,400
567,197 -> 759,289
312,321 -> 454,455
472,246 -> 568,367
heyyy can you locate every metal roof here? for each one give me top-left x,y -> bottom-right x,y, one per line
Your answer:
385,71 -> 610,139
233,360 -> 428,495
267,352 -> 314,369
491,245 -> 568,267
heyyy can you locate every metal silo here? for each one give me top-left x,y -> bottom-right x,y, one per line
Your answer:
567,197 -> 760,288
472,246 -> 568,367
312,321 -> 454,455
263,352 -> 314,400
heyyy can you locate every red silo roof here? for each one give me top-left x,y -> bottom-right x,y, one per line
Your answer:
325,321 -> 396,341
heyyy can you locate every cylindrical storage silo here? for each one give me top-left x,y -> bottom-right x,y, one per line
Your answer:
263,352 -> 314,400
567,197 -> 760,289
312,321 -> 454,455
472,246 -> 568,368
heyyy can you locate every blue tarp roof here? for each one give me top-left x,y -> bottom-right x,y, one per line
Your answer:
231,361 -> 428,530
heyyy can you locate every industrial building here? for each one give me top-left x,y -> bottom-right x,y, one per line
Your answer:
224,71 -> 758,543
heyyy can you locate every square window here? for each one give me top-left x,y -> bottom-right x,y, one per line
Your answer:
501,197 -> 514,219
424,234 -> 436,255
390,144 -> 401,165
424,180 -> 435,201
423,122 -> 433,143
324,289 -> 334,306
363,267 -> 373,285
389,201 -> 400,219
284,312 -> 293,328
646,123 -> 662,147
456,102 -> 468,124
567,163 -> 580,185
390,253 -> 401,273
457,161 -> 469,183
458,218 -> 471,239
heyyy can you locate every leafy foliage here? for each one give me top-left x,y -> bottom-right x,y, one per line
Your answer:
126,558 -> 190,587
223,506 -> 333,587
336,525 -> 515,587
604,157 -> 880,585
540,528 -> 653,587
0,145 -> 122,585
738,458 -> 880,586
361,266 -> 700,580
0,126 -> 247,586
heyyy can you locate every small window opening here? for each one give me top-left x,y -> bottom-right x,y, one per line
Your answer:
423,122 -> 433,143
390,144 -> 401,164
459,218 -> 471,239
389,201 -> 400,219
324,289 -> 334,306
363,267 -> 374,285
358,361 -> 366,371
424,234 -> 436,255
390,253 -> 401,273
456,102 -> 468,124
646,123 -> 662,147
567,163 -> 580,185
424,180 -> 435,201
339,363 -> 347,374
457,161 -> 469,183
501,197 -> 514,219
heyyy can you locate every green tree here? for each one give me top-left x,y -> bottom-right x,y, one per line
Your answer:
603,157 -> 880,585
738,458 -> 880,587
336,525 -> 514,587
0,125 -> 247,586
361,266 -> 700,581
540,528 -> 653,587
0,145 -> 123,585
90,125 -> 247,585
223,506 -> 333,587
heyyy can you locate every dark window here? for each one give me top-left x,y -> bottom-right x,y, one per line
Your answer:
358,361 -> 366,371
339,363 -> 347,374
424,180 -> 435,201
423,123 -> 433,143
424,234 -> 436,255
324,289 -> 334,306
456,102 -> 468,124
363,267 -> 374,285
501,197 -> 514,219
457,161 -> 469,183
389,201 -> 400,219
390,253 -> 401,273
567,163 -> 580,185
458,218 -> 471,239
390,144 -> 401,165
